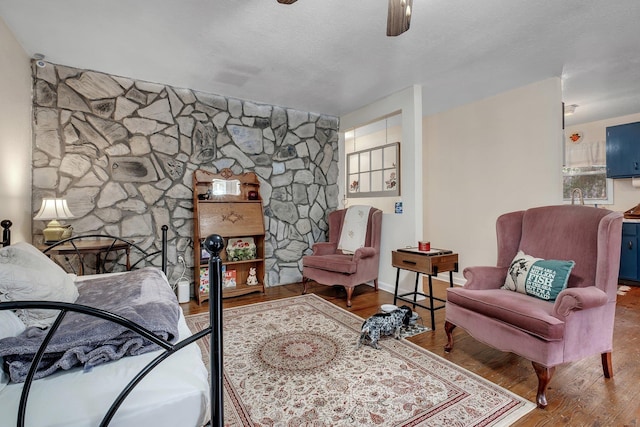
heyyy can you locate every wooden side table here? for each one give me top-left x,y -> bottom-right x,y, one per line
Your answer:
391,248 -> 459,331
41,239 -> 131,275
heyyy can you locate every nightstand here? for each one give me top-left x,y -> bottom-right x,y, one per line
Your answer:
391,247 -> 458,330
41,239 -> 131,275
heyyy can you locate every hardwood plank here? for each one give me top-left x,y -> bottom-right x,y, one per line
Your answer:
181,280 -> 640,426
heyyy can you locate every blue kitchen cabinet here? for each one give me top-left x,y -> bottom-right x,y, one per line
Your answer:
620,222 -> 639,282
606,121 -> 640,178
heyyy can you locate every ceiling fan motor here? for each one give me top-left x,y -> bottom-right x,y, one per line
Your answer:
276,0 -> 414,36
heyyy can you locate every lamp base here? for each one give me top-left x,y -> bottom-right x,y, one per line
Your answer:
43,220 -> 65,243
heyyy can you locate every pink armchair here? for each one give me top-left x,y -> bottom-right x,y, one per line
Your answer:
444,205 -> 623,408
302,207 -> 382,307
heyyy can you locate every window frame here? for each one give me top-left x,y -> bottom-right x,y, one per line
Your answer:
562,165 -> 613,205
346,142 -> 400,198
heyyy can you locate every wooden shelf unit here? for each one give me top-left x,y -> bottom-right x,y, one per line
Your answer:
193,168 -> 266,304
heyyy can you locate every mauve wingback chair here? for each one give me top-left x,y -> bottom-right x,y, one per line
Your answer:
302,207 -> 382,307
444,205 -> 623,408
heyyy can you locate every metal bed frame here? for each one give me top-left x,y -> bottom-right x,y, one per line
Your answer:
41,233 -> 168,275
0,220 -> 224,427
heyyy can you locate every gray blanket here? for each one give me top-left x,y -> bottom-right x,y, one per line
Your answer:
0,268 -> 179,383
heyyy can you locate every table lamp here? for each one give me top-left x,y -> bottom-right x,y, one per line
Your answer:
33,198 -> 75,244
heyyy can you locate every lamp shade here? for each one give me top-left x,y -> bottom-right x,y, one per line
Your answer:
33,198 -> 75,221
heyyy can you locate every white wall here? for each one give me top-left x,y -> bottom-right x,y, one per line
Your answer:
0,17 -> 32,242
423,78 -> 564,282
565,112 -> 640,213
340,85 -> 423,292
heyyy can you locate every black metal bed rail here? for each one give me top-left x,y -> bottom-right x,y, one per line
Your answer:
204,234 -> 225,427
0,300 -> 211,427
42,225 -> 169,274
1,219 -> 12,247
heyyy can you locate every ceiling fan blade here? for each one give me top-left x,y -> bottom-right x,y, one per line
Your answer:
277,0 -> 298,3
387,0 -> 413,36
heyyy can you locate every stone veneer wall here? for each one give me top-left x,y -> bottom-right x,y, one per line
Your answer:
31,62 -> 339,287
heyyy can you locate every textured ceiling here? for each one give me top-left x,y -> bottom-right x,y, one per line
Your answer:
1,0 -> 639,126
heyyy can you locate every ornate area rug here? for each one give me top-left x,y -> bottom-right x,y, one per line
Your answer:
185,294 -> 535,426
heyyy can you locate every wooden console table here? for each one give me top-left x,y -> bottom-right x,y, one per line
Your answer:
392,248 -> 458,331
41,239 -> 131,276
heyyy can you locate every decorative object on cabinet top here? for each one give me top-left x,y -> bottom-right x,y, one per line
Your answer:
568,131 -> 584,144
193,168 -> 262,202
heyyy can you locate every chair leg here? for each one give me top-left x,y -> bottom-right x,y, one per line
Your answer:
302,277 -> 308,295
444,321 -> 456,352
532,361 -> 555,408
373,278 -> 379,291
602,352 -> 613,378
345,287 -> 354,307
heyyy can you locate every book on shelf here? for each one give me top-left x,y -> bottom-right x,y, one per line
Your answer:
199,266 -> 209,294
223,268 -> 237,288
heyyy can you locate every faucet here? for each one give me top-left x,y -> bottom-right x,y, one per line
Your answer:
571,188 -> 584,205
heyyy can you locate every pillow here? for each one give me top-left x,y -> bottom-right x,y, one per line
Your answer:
502,250 -> 575,301
0,242 -> 79,328
0,310 -> 26,390
0,310 -> 26,339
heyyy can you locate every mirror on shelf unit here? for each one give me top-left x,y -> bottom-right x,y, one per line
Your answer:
212,179 -> 241,196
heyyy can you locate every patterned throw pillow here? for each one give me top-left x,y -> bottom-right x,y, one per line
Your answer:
502,250 -> 575,301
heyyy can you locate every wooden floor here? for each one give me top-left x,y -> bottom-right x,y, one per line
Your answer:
182,281 -> 640,427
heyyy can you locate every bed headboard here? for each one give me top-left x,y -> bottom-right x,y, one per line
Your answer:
1,219 -> 11,247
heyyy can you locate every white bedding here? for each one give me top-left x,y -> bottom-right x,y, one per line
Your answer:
0,273 -> 209,427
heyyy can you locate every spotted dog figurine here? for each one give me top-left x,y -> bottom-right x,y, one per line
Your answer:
357,305 -> 413,349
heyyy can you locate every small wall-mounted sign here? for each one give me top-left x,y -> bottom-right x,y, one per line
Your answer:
395,202 -> 403,214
